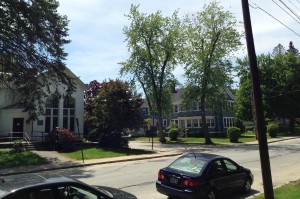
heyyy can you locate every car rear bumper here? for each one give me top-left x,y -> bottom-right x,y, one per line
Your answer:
156,180 -> 207,199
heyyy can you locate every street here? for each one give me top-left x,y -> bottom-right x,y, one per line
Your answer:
54,138 -> 300,198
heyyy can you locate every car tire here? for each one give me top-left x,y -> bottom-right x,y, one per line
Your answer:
207,189 -> 217,199
243,178 -> 252,194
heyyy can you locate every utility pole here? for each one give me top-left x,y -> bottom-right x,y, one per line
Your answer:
241,1 -> 274,199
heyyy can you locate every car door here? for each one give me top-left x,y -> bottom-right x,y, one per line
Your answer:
208,159 -> 231,194
222,159 -> 247,193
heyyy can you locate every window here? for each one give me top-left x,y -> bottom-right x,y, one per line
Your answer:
169,156 -> 207,174
174,105 -> 178,113
209,160 -> 225,174
163,119 -> 168,127
223,101 -> 234,111
223,159 -> 238,172
58,185 -> 98,199
63,96 -> 75,132
179,104 -> 184,112
192,119 -> 199,127
186,119 -> 192,128
45,95 -> 59,133
206,118 -> 215,128
223,117 -> 234,128
180,120 -> 185,129
171,119 -> 179,127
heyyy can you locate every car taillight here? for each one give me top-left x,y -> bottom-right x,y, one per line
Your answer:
183,179 -> 200,187
158,170 -> 165,180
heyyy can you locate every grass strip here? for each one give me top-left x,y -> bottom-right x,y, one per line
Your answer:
254,179 -> 300,199
0,151 -> 47,169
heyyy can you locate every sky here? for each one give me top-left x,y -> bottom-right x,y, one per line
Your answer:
57,0 -> 300,86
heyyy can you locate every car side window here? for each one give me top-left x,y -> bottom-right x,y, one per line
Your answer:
29,188 -> 55,199
57,185 -> 100,199
223,159 -> 238,172
209,160 -> 225,175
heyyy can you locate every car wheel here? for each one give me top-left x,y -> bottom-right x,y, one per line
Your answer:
207,189 -> 217,199
243,178 -> 252,194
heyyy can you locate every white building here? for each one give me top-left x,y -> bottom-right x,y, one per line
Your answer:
0,69 -> 86,141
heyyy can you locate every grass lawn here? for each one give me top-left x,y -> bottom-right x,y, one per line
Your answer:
60,145 -> 154,160
0,150 -> 47,169
254,179 -> 300,199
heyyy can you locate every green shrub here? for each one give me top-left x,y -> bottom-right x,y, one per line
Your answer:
227,126 -> 241,143
98,132 -> 128,148
45,128 -> 76,151
235,119 -> 246,133
12,139 -> 24,153
169,128 -> 179,141
267,124 -> 279,138
87,128 -> 100,142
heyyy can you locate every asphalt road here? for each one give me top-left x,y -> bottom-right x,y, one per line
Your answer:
56,138 -> 300,199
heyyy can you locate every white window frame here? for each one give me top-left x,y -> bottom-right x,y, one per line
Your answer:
223,117 -> 235,128
206,117 -> 215,128
163,119 -> 168,127
171,119 -> 179,127
174,105 -> 178,113
192,119 -> 199,127
186,119 -> 192,128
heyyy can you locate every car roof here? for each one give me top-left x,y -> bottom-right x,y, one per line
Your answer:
0,172 -> 77,194
183,153 -> 224,161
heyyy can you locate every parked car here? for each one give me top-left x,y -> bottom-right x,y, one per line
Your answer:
156,153 -> 253,199
0,172 -> 137,199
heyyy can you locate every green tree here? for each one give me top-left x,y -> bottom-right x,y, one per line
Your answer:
92,79 -> 144,136
269,43 -> 300,134
84,80 -> 102,135
182,1 -> 242,144
120,5 -> 184,143
235,42 -> 300,134
0,0 -> 73,121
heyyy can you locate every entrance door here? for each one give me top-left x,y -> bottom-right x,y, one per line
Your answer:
13,118 -> 24,140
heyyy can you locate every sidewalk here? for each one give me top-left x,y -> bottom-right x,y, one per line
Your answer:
0,144 -> 182,176
0,136 -> 298,176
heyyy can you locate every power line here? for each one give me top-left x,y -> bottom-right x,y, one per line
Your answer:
287,0 -> 300,13
278,0 -> 300,21
249,2 -> 300,37
272,0 -> 300,24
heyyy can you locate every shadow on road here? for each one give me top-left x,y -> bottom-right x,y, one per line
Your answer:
166,189 -> 260,199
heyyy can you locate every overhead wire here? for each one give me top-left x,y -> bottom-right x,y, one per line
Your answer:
272,0 -> 300,24
248,1 -> 300,38
278,0 -> 300,21
287,0 -> 300,13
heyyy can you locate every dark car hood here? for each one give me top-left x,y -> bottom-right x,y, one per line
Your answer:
94,186 -> 137,199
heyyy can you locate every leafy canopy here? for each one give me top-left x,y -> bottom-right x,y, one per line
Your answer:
120,4 -> 184,143
0,0 -> 73,119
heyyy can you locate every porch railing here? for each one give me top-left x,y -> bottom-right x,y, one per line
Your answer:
0,131 -> 46,143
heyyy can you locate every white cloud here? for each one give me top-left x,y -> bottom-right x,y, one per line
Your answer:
57,0 -> 300,84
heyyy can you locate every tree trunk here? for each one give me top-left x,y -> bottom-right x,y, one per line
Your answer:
200,95 -> 213,145
156,101 -> 166,143
289,116 -> 295,135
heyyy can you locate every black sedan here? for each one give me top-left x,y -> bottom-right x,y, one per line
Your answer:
0,172 -> 137,199
156,153 -> 253,199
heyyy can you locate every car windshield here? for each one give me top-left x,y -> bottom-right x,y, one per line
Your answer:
169,156 -> 207,174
